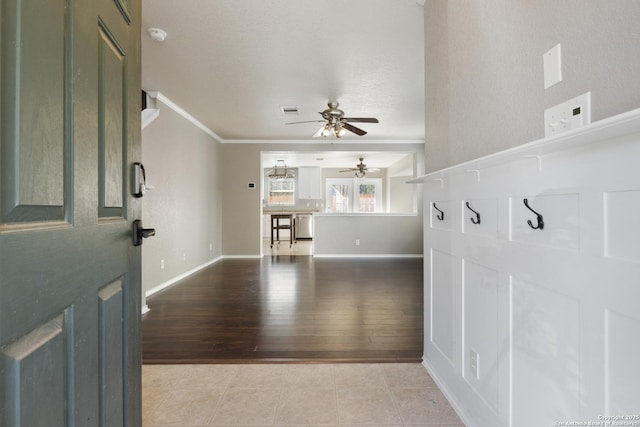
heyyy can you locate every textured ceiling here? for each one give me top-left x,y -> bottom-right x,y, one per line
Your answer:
141,0 -> 425,142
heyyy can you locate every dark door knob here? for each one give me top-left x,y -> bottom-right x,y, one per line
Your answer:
132,219 -> 156,246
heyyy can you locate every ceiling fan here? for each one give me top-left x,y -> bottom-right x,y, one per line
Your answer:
286,102 -> 379,138
340,157 -> 380,178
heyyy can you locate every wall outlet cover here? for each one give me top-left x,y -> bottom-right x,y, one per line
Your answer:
544,44 -> 562,89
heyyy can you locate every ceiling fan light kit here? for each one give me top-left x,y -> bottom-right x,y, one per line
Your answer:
286,102 -> 378,138
340,157 -> 381,178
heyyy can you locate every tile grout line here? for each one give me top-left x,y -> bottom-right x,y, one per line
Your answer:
383,364 -> 408,426
204,368 -> 231,425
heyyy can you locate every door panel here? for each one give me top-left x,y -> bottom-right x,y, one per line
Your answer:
0,0 -> 141,424
1,0 -> 69,224
1,313 -> 70,426
98,279 -> 124,426
98,23 -> 126,218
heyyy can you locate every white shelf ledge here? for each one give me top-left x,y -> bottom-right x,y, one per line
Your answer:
409,107 -> 640,183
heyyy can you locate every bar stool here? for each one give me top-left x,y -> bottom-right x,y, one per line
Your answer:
270,214 -> 294,248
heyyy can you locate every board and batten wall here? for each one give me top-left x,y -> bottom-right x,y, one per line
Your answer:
421,1 -> 640,426
141,97 -> 222,304
416,111 -> 640,427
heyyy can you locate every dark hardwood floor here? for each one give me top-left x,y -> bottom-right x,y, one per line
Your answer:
142,256 -> 423,363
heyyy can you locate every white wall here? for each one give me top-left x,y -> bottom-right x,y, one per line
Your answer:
141,98 -> 222,299
424,0 -> 640,172
422,2 -> 640,424
418,111 -> 640,426
314,213 -> 422,256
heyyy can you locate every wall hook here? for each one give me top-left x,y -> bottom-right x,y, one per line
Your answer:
465,201 -> 481,225
523,198 -> 544,230
433,203 -> 444,221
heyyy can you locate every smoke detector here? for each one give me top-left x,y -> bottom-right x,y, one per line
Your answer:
147,28 -> 167,42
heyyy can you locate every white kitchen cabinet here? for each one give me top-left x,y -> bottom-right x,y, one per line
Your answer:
297,167 -> 321,199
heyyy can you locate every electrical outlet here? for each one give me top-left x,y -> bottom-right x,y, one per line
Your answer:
209,243 -> 213,251
160,259 -> 164,269
544,92 -> 591,137
355,239 -> 360,246
469,348 -> 479,380
183,252 -> 186,261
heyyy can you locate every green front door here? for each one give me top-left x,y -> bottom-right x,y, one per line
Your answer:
0,0 -> 142,424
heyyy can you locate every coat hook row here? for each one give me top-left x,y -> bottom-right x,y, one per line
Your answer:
432,203 -> 444,221
465,201 -> 481,225
523,198 -> 544,230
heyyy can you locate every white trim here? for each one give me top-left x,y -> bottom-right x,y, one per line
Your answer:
221,255 -> 263,259
313,254 -> 423,258
145,256 -> 223,298
422,358 -> 476,427
409,107 -> 640,183
155,92 -> 224,143
141,109 -> 160,129
225,139 -> 426,145
141,95 -> 426,145
141,304 -> 150,315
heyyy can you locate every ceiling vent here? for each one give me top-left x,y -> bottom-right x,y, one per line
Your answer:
280,105 -> 299,115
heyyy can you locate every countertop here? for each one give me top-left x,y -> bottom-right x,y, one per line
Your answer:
262,209 -> 319,214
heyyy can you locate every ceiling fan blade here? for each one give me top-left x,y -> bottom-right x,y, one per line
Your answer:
285,120 -> 325,125
343,117 -> 379,123
339,168 -> 358,172
342,122 -> 367,136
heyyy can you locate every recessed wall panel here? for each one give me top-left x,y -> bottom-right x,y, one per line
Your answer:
510,194 -> 580,251
605,190 -> 640,262
431,200 -> 454,231
1,0 -> 68,224
98,24 -> 126,218
463,260 -> 499,413
431,249 -> 456,365
1,314 -> 68,426
510,277 -> 580,427
462,198 -> 498,238
605,310 -> 640,414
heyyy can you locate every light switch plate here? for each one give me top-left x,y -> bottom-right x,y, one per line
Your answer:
544,44 -> 562,89
544,92 -> 591,137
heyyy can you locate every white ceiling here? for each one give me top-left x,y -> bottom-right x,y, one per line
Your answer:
141,0 -> 426,143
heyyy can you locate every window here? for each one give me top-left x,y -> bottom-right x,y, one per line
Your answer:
357,183 -> 378,212
325,178 -> 382,213
268,178 -> 295,206
327,179 -> 352,213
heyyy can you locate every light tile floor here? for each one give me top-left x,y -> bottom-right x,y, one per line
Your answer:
263,239 -> 313,256
143,363 -> 465,426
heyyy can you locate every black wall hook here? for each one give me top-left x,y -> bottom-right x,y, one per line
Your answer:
433,203 -> 444,221
465,201 -> 481,225
523,198 -> 544,230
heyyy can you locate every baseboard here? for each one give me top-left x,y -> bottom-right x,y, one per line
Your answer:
313,254 -> 424,258
221,255 -> 263,259
422,358 -> 475,427
145,256 -> 223,299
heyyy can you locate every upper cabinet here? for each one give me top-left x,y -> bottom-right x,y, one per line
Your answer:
298,167 -> 322,199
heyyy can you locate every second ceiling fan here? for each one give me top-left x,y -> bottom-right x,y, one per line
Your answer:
340,157 -> 380,178
286,102 -> 379,138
